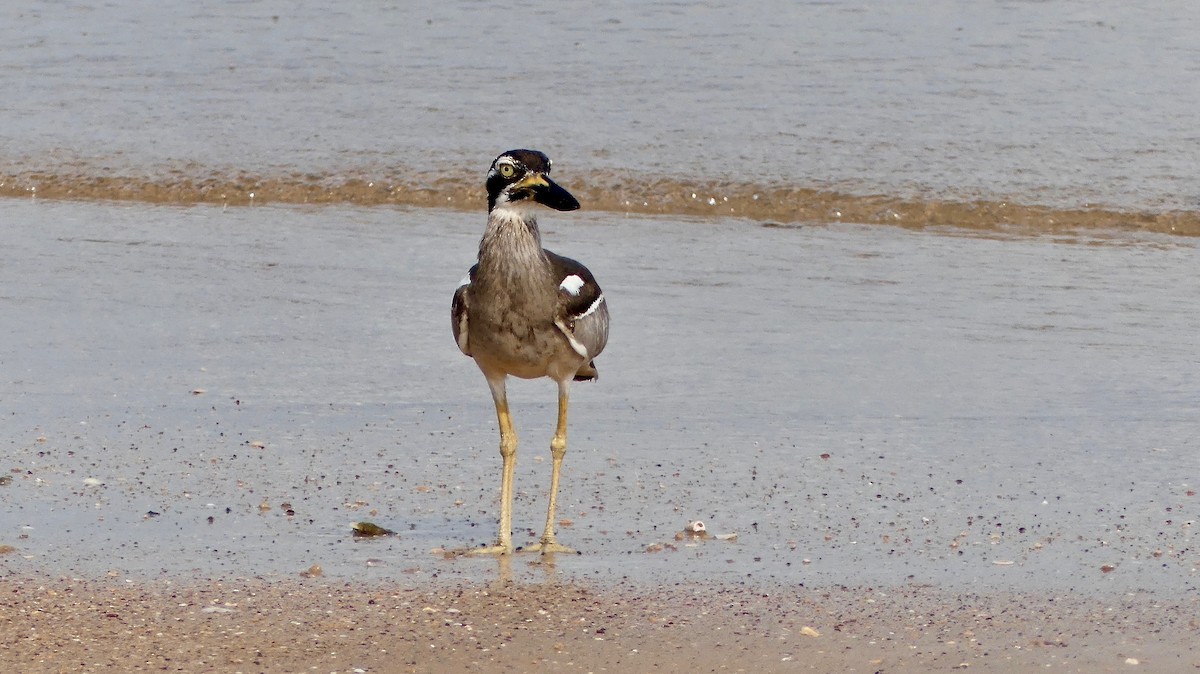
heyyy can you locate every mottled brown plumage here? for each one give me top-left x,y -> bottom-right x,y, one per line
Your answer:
451,150 -> 609,555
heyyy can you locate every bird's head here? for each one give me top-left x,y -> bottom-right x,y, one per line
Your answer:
486,149 -> 580,213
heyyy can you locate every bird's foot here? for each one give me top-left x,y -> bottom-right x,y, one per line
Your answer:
450,541 -> 515,557
519,538 -> 579,555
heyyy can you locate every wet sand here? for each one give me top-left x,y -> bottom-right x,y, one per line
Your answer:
5,167 -> 1200,237
5,574 -> 1198,673
3,198 -> 1199,671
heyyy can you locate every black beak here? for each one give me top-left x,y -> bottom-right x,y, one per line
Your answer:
519,174 -> 580,211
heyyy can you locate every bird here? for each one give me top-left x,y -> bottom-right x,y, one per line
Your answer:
451,149 -> 610,555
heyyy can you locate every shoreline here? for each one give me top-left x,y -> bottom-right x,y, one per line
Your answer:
3,168 -> 1199,238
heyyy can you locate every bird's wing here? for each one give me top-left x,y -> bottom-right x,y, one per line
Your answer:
450,263 -> 477,356
546,251 -> 609,363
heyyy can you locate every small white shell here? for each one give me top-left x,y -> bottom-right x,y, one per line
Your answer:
687,520 -> 706,533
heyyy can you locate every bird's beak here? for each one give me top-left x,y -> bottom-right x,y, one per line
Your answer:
518,173 -> 580,211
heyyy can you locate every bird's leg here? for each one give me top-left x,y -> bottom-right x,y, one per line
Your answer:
523,379 -> 577,555
466,375 -> 517,556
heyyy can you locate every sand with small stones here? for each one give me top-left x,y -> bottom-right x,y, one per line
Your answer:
4,574 -> 1199,673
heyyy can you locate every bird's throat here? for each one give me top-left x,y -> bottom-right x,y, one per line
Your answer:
478,208 -> 547,277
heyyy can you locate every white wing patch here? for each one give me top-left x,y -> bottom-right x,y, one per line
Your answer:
559,274 -> 585,296
578,293 -> 605,319
554,318 -> 589,358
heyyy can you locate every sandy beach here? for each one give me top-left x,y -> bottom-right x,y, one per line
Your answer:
5,572 -> 1199,673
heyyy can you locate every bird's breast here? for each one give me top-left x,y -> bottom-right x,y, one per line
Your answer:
464,269 -> 563,369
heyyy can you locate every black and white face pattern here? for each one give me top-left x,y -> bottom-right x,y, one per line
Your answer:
486,149 -> 551,210
485,149 -> 578,213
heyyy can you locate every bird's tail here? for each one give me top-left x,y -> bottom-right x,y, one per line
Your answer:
573,361 -> 599,382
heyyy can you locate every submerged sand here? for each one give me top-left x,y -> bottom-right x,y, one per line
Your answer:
4,166 -> 1200,236
3,574 -> 1198,673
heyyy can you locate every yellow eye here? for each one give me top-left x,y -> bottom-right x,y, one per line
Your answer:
498,163 -> 516,178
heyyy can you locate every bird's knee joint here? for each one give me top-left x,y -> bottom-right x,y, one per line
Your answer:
550,435 -> 567,457
499,435 -> 518,458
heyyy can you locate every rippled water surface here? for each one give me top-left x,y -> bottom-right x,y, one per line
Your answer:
2,0 -> 1200,221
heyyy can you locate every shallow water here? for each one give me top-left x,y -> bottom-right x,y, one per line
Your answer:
2,0 -> 1198,592
2,199 -> 1197,595
3,0 -> 1200,228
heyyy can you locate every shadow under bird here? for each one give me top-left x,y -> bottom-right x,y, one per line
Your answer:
451,149 -> 610,555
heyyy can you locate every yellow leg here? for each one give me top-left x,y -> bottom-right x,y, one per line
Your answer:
524,381 -> 577,555
465,375 -> 517,556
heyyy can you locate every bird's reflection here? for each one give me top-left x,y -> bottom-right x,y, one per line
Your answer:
487,550 -> 561,587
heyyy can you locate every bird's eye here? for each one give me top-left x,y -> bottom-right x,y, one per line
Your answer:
498,163 -> 517,178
